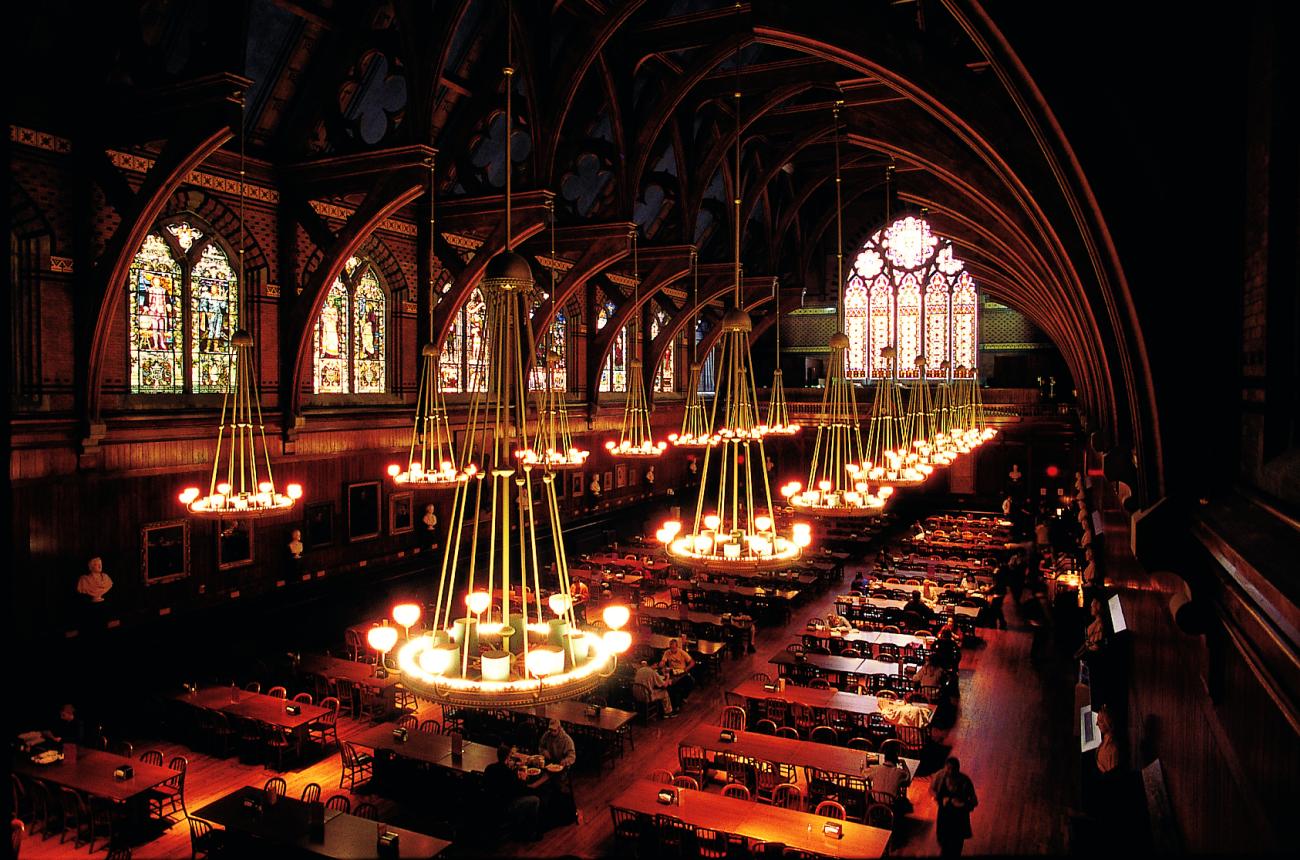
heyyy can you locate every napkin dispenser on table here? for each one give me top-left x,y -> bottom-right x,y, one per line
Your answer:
585,704 -> 601,718
113,765 -> 133,781
285,704 -> 302,716
656,788 -> 677,805
762,682 -> 778,692
823,822 -> 843,839
241,796 -> 264,815
392,726 -> 409,743
718,729 -> 735,743
377,831 -> 400,859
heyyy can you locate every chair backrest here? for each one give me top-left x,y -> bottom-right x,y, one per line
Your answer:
340,742 -> 357,767
418,719 -> 441,733
750,673 -> 772,684
815,800 -> 847,819
753,719 -> 778,735
721,783 -> 751,801
776,726 -> 800,739
720,705 -> 747,730
786,643 -> 804,654
678,744 -> 706,771
318,697 -> 340,722
631,682 -> 653,704
267,686 -> 287,699
292,692 -> 313,705
301,783 -> 322,804
846,736 -> 874,751
672,775 -> 699,790
244,681 -> 261,693
876,689 -> 898,701
353,803 -> 378,821
112,740 -> 134,758
263,777 -> 287,798
867,803 -> 895,829
325,795 -> 351,813
167,756 -> 187,789
397,715 -> 419,731
188,817 -> 213,852
648,769 -> 675,784
139,749 -> 164,767
810,725 -> 838,745
61,784 -> 87,813
771,783 -> 803,810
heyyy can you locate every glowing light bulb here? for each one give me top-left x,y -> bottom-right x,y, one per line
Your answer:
392,603 -> 421,630
466,591 -> 491,616
818,480 -> 832,492
388,464 -> 401,477
548,593 -> 571,616
603,630 -> 632,654
755,515 -> 772,532
418,646 -> 453,676
367,625 -> 399,654
217,483 -> 232,495
704,514 -> 721,531
662,520 -> 682,540
258,482 -> 273,493
286,484 -> 303,500
179,487 -> 200,505
602,604 -> 630,630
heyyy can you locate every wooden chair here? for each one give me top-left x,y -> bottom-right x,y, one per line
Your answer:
632,683 -> 665,723
753,718 -> 778,735
867,803 -> 895,830
339,741 -> 373,790
325,795 -> 351,813
694,826 -> 729,859
243,681 -> 261,694
58,787 -> 92,849
720,705 -> 747,730
187,817 -> 222,860
111,740 -> 134,758
750,673 -> 772,685
809,725 -> 838,745
610,806 -> 642,850
815,800 -> 847,819
788,702 -> 816,736
762,698 -> 787,726
332,679 -> 358,719
28,778 -> 58,840
776,726 -> 800,739
138,749 -> 164,767
262,777 -> 287,798
723,690 -> 747,709
656,814 -> 696,858
148,756 -> 187,820
876,689 -> 898,701
771,783 -> 804,810
786,643 -> 805,655
722,783 -> 751,801
846,736 -> 875,751
393,714 -> 417,732
752,760 -> 782,803
418,718 -> 442,734
353,803 -> 379,821
672,775 -> 699,791
676,745 -> 708,785
309,697 -> 341,750
292,692 -> 313,705
267,686 -> 287,699
648,768 -> 676,784
894,723 -> 928,754
300,782 -> 322,803
209,712 -> 237,758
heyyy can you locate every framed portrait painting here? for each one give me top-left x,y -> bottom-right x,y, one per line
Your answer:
305,501 -> 334,549
141,519 -> 189,586
347,481 -> 382,542
217,519 -> 254,570
390,491 -> 414,534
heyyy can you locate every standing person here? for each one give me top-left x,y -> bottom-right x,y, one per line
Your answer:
931,757 -> 979,856
657,639 -> 696,709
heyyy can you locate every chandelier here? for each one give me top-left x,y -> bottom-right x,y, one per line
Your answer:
761,277 -> 800,437
781,103 -> 887,517
861,346 -> 928,487
605,230 -> 667,458
398,61 -> 627,708
669,250 -> 716,448
180,100 -> 301,518
389,156 -> 465,488
949,364 -> 997,451
521,200 -> 589,470
900,355 -> 939,477
657,78 -> 811,571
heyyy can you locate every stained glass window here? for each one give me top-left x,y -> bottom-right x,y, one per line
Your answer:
896,274 -> 921,379
651,309 -> 674,392
312,258 -> 389,394
439,288 -> 486,393
129,234 -> 184,393
128,222 -> 246,395
696,319 -> 716,393
844,276 -> 869,379
951,271 -> 978,373
925,272 -> 950,375
314,279 -> 350,393
190,243 -> 238,392
353,269 -> 386,393
846,215 -> 978,382
597,301 -> 627,392
531,309 -> 567,390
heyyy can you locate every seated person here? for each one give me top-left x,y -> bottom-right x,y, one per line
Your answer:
902,591 -> 934,620
42,703 -> 83,746
538,718 -> 576,768
913,655 -> 947,695
633,660 -> 675,716
657,639 -> 696,707
825,611 -> 853,632
850,571 -> 868,592
483,744 -> 541,841
866,744 -> 912,801
932,626 -> 962,671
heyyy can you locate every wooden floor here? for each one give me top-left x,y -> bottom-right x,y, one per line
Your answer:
21,563 -> 1080,858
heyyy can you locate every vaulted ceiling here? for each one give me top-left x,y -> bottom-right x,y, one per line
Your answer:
11,0 -> 1163,502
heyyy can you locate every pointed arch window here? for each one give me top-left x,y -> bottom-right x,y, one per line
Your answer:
530,308 -> 568,391
440,287 -> 487,393
848,214 -> 979,381
127,221 -> 238,394
651,308 -> 674,392
312,256 -> 389,394
597,300 -> 627,392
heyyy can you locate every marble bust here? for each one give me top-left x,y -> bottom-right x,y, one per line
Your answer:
76,557 -> 113,602
423,504 -> 438,531
288,529 -> 304,558
645,466 -> 655,485
590,474 -> 602,496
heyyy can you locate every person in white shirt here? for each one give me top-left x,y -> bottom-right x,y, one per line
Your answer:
634,661 -> 674,715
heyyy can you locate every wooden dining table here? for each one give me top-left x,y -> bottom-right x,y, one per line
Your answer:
770,650 -> 902,679
351,723 -> 499,773
12,746 -> 176,803
194,785 -> 450,858
509,699 -> 636,734
730,679 -> 935,722
611,778 -> 890,858
801,628 -> 932,655
679,725 -> 920,784
174,688 -> 331,741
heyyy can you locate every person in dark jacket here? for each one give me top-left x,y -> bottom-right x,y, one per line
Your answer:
483,744 -> 540,841
931,756 -> 978,856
